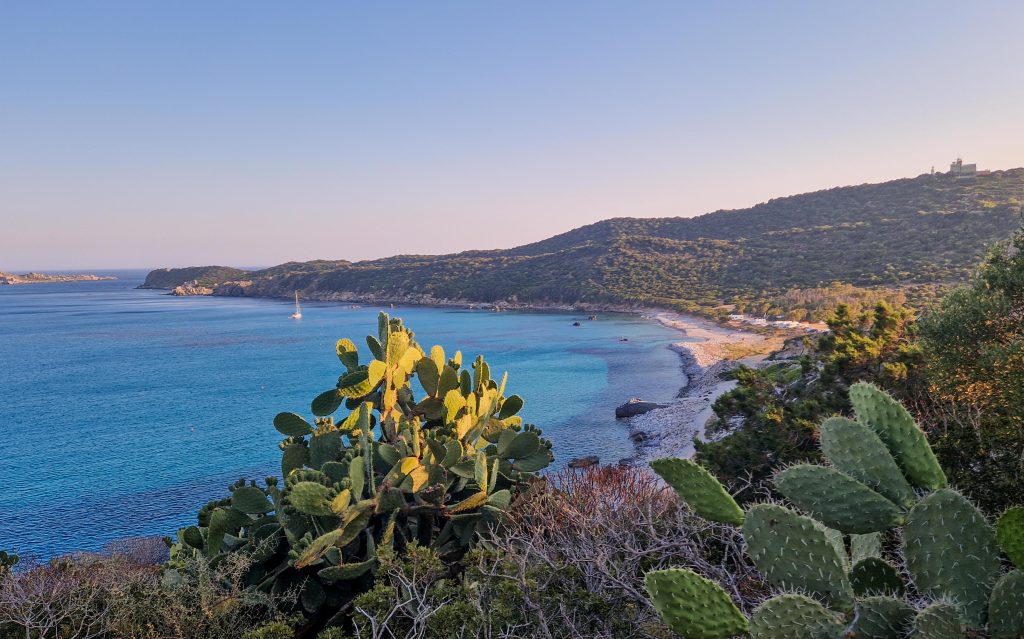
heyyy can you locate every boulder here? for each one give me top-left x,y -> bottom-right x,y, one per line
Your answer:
568,456 -> 600,469
615,398 -> 667,418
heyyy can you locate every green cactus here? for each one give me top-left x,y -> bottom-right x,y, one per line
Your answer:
774,463 -> 904,534
644,383 -> 1024,639
650,458 -> 744,525
743,503 -> 854,609
850,532 -> 883,564
850,557 -> 905,597
989,570 -> 1024,638
848,382 -> 946,490
748,594 -> 845,639
818,416 -> 916,507
904,488 -> 1001,627
171,313 -> 553,627
996,506 -> 1024,569
909,602 -> 963,639
848,596 -> 915,639
644,569 -> 748,639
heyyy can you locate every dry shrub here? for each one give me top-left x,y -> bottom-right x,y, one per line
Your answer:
470,464 -> 767,639
0,554 -> 152,639
0,548 -> 291,639
103,549 -> 294,639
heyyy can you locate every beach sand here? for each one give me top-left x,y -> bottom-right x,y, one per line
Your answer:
626,311 -> 774,461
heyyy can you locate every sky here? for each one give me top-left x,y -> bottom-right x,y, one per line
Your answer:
3,1 -> 1024,270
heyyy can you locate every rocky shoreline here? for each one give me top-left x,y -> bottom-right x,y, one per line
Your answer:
622,312 -> 774,462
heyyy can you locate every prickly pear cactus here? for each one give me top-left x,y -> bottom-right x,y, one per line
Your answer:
645,384 -> 1024,639
848,382 -> 946,490
644,569 -> 748,639
171,313 -> 553,624
748,594 -> 845,639
650,458 -> 744,525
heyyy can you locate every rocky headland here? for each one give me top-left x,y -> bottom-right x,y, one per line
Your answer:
0,271 -> 116,285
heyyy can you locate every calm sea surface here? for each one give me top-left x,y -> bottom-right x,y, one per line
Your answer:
0,271 -> 687,557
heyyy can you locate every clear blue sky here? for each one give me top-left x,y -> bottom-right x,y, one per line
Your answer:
3,1 -> 1023,270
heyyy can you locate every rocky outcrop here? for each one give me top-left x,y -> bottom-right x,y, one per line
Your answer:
615,399 -> 668,418
171,284 -> 214,296
568,456 -> 600,469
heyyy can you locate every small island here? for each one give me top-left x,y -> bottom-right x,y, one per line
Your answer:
0,271 -> 116,285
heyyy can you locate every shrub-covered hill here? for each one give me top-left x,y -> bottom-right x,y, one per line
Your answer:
144,168 -> 1024,312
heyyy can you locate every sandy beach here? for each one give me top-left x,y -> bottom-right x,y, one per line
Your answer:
625,311 -> 775,461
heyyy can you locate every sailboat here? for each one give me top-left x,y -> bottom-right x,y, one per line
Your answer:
290,291 -> 302,319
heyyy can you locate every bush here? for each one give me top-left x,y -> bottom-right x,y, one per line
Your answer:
338,465 -> 765,639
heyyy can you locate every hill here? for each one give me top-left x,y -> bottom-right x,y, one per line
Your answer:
143,168 -> 1024,317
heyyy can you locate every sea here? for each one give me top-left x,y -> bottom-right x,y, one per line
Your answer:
0,270 -> 688,558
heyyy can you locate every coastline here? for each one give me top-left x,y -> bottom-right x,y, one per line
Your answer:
624,311 -> 776,461
144,284 -> 789,462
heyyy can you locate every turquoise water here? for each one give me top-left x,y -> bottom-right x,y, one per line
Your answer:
0,272 -> 686,557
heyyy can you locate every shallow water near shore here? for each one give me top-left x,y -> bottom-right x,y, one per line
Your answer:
0,271 -> 687,557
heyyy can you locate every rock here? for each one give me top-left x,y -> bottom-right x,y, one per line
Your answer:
568,456 -> 599,469
615,398 -> 667,418
628,431 -> 650,443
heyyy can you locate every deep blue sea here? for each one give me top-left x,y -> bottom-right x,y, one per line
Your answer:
0,271 -> 687,557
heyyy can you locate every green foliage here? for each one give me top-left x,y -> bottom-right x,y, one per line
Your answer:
645,385 -> 1024,638
242,621 -> 294,639
919,226 -> 1024,514
147,170 -> 1024,314
695,301 -> 920,502
170,313 -> 552,628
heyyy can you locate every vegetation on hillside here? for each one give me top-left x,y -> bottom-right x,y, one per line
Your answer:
145,169 -> 1024,315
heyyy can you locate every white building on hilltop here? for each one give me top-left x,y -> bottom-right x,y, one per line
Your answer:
950,157 -> 977,177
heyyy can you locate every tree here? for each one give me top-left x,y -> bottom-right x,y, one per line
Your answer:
918,226 -> 1024,513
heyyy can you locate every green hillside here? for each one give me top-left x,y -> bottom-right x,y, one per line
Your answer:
144,169 -> 1024,315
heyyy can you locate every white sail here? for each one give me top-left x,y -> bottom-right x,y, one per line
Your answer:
290,291 -> 302,319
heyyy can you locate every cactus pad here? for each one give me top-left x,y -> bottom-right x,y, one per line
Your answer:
851,532 -> 883,564
644,568 -> 748,639
743,503 -> 854,609
989,570 -> 1024,638
231,486 -> 273,514
650,458 -> 744,525
851,557 -> 905,596
996,506 -> 1024,569
748,594 -> 845,639
904,489 -> 1001,627
819,416 -> 916,507
774,463 -> 904,534
848,382 -> 946,490
286,481 -> 335,516
909,601 -> 963,639
273,412 -> 313,437
849,596 -> 915,639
